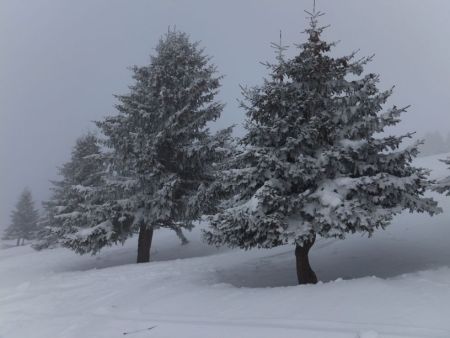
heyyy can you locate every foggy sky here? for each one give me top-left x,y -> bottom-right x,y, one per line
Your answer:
1,0 -> 450,229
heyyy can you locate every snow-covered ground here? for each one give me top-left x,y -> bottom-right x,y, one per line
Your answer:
1,153 -> 450,338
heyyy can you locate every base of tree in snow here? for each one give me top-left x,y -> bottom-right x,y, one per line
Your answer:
205,10 -> 439,285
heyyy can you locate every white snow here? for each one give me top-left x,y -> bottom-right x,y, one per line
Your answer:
312,178 -> 354,208
72,220 -> 113,239
339,138 -> 365,150
1,153 -> 450,337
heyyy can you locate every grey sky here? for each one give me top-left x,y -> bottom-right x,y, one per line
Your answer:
1,0 -> 450,228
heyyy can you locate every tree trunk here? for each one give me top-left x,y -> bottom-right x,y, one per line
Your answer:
295,235 -> 318,285
137,225 -> 154,263
16,238 -> 20,246
21,238 -> 25,246
174,227 -> 189,245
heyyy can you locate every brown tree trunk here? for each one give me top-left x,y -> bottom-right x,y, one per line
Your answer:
137,225 -> 154,263
295,235 -> 318,285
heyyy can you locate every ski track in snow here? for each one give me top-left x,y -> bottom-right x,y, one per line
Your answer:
1,154 -> 450,337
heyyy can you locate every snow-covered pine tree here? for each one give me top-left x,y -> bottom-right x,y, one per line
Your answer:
204,11 -> 440,284
33,133 -> 111,252
3,188 -> 39,246
88,29 -> 231,263
433,158 -> 450,195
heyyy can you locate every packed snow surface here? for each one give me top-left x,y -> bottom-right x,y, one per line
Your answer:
1,153 -> 450,337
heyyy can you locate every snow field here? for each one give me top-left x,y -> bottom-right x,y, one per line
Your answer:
1,153 -> 450,337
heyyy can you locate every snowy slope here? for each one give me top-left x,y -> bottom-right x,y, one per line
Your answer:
1,153 -> 450,338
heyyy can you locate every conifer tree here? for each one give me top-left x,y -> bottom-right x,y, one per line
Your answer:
34,133 -> 110,252
83,29 -> 232,263
3,188 -> 39,246
205,11 -> 440,284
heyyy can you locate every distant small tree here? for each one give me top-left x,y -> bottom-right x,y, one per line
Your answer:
205,10 -> 440,284
419,131 -> 450,157
3,188 -> 39,246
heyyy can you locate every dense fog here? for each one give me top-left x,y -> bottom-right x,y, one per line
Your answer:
2,0 -> 450,228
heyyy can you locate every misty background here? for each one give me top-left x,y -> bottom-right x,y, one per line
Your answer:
1,0 -> 450,230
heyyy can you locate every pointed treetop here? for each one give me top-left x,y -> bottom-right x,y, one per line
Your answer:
270,30 -> 289,64
304,0 -> 325,30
